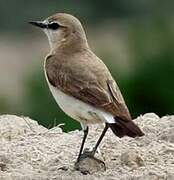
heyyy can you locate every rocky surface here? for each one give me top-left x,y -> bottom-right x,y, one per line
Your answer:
0,113 -> 174,180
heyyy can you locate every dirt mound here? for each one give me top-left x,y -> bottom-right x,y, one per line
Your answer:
0,113 -> 174,180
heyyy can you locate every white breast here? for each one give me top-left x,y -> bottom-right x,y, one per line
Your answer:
44,67 -> 115,128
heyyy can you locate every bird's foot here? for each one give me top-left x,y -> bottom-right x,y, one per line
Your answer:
75,148 -> 106,175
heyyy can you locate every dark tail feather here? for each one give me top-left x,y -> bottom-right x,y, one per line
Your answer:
108,117 -> 144,138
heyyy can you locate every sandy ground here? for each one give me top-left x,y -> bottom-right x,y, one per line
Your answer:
0,113 -> 174,180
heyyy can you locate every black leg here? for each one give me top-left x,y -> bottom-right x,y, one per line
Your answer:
77,126 -> 89,162
92,123 -> 109,155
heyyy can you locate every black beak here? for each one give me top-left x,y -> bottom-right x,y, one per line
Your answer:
28,21 -> 48,29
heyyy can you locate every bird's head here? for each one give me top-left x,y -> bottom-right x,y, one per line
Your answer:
29,13 -> 88,51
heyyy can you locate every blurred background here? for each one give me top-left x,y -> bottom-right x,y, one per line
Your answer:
0,0 -> 174,131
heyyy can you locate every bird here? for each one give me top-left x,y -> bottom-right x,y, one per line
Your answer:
29,13 -> 144,164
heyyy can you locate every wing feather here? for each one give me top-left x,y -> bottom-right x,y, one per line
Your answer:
45,54 -> 131,121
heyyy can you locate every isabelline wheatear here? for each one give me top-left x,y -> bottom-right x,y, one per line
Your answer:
29,13 -> 144,164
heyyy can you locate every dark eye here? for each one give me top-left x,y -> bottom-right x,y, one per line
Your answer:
48,23 -> 60,30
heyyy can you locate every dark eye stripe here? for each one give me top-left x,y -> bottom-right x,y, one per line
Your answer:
48,23 -> 60,30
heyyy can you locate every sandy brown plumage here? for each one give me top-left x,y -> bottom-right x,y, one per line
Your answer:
30,13 -> 144,165
45,49 -> 130,119
45,48 -> 144,137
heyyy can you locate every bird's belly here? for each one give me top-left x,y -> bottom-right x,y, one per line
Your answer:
49,84 -> 101,123
47,83 -> 115,125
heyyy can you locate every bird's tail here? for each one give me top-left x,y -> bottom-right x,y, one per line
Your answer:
108,117 -> 144,138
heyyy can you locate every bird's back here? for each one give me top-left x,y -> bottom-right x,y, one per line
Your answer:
46,49 -> 131,121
